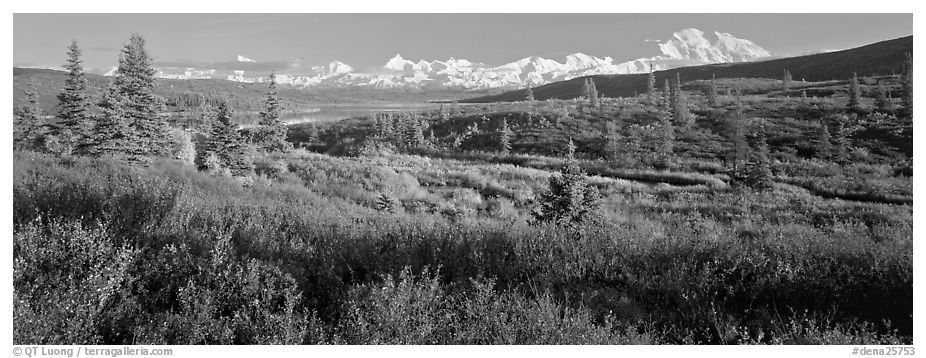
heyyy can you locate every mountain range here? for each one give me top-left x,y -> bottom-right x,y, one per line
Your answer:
125,28 -> 773,90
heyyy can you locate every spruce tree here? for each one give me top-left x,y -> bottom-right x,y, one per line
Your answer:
656,110 -> 675,168
646,64 -> 656,95
900,53 -> 913,117
743,128 -> 774,190
86,83 -> 135,159
782,69 -> 792,91
532,142 -> 600,225
14,82 -> 44,151
875,80 -> 891,112
848,72 -> 862,112
525,84 -> 535,102
306,123 -> 320,145
498,119 -> 513,155
707,74 -> 719,107
814,122 -> 832,160
55,40 -> 93,154
831,115 -> 851,164
113,34 -> 170,158
670,75 -> 692,127
579,78 -> 591,101
604,121 -> 621,161
253,71 -> 292,152
662,79 -> 672,110
588,78 -> 599,107
207,101 -> 252,176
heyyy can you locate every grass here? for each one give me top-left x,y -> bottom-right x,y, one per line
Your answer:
13,74 -> 913,345
13,149 -> 912,344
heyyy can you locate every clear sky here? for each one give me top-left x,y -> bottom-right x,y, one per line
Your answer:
13,13 -> 913,72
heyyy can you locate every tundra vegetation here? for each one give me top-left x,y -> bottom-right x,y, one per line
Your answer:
13,35 -> 913,345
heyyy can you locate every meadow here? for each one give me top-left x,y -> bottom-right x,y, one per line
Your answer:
13,72 -> 913,344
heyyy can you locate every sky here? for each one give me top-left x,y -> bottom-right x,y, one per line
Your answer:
13,13 -> 913,73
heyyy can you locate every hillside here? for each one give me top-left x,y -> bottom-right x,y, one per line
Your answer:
12,67 -> 489,116
462,36 -> 912,103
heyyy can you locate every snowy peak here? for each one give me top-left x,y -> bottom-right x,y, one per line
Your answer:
384,54 -> 415,71
136,28 -> 771,91
658,28 -> 770,63
327,60 -> 353,75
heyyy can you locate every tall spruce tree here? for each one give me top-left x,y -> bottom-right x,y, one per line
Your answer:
589,79 -> 600,107
87,83 -> 136,159
113,34 -> 170,158
55,40 -> 93,153
253,71 -> 292,152
662,79 -> 672,110
656,110 -> 675,168
670,75 -> 692,127
14,82 -> 44,151
875,80 -> 891,112
646,64 -> 657,95
831,115 -> 851,164
743,128 -> 774,190
814,122 -> 832,160
707,74 -> 719,107
498,119 -> 513,154
900,53 -> 913,117
581,79 -> 591,100
848,72 -> 862,112
525,84 -> 535,102
782,69 -> 792,91
207,101 -> 252,176
604,121 -> 621,161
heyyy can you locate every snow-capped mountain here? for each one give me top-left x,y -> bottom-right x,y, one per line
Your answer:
140,28 -> 772,90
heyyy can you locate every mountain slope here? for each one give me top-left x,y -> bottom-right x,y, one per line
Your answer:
461,35 -> 912,103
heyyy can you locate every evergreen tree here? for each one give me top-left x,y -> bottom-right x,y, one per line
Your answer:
656,110 -> 675,168
206,101 -> 252,176
253,71 -> 292,153
55,40 -> 93,153
604,121 -> 621,161
813,122 -> 832,160
782,69 -> 792,91
13,82 -> 44,151
113,34 -> 170,157
670,75 -> 693,127
401,113 -> 425,149
900,53 -> 913,117
875,80 -> 891,112
743,128 -> 774,190
646,64 -> 657,95
831,115 -> 852,164
801,90 -> 808,104
581,79 -> 591,100
707,74 -> 719,107
848,72 -> 862,112
588,79 -> 599,107
498,119 -> 513,154
662,79 -> 672,110
532,148 -> 600,225
525,84 -> 535,102
86,83 -> 137,159
306,123 -> 320,146
566,138 -> 577,159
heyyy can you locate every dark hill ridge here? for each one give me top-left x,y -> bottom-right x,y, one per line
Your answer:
461,35 -> 912,103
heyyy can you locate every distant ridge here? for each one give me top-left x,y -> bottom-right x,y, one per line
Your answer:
461,35 -> 912,103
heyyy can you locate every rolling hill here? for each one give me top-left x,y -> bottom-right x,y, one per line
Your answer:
12,67 -> 491,116
461,36 -> 912,103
